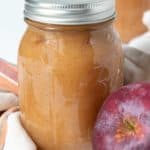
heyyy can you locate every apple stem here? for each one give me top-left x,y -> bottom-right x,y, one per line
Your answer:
123,119 -> 136,132
115,116 -> 143,142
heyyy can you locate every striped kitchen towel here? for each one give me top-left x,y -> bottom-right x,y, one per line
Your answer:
0,59 -> 36,150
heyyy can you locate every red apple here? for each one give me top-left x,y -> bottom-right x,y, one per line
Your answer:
93,83 -> 150,150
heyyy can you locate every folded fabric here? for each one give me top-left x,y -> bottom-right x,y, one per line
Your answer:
0,108 -> 37,150
123,45 -> 150,84
0,91 -> 18,112
124,10 -> 150,84
129,10 -> 150,53
0,59 -> 18,95
0,60 -> 37,150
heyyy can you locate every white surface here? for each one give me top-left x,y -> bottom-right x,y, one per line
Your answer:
0,0 -> 26,64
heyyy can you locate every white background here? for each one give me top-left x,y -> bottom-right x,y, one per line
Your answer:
0,0 -> 26,64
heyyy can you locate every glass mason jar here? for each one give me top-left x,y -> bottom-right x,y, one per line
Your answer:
19,0 -> 123,150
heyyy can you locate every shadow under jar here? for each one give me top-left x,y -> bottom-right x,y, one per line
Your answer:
19,0 -> 123,150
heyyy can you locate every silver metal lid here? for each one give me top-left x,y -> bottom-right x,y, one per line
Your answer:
24,0 -> 116,25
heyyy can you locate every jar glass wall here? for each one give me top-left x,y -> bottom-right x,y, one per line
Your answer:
19,19 -> 123,150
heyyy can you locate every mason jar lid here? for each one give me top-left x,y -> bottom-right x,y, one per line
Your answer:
24,0 -> 116,25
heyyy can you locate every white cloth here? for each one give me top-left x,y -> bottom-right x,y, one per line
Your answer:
129,10 -> 150,54
124,10 -> 150,84
0,92 -> 18,111
0,91 -> 36,150
123,45 -> 150,84
143,10 -> 150,30
3,112 -> 36,150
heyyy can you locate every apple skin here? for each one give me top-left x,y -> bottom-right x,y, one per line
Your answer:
93,83 -> 150,150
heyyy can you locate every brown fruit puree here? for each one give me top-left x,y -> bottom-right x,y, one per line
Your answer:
19,20 -> 123,150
